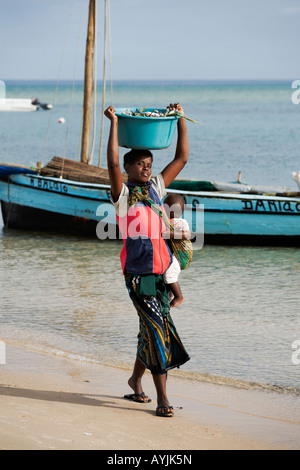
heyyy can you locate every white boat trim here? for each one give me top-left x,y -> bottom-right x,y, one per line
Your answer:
0,98 -> 38,112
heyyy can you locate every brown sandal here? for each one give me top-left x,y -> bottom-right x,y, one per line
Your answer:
156,406 -> 174,417
124,392 -> 151,403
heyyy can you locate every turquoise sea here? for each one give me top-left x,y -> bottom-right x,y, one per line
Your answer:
0,80 -> 300,394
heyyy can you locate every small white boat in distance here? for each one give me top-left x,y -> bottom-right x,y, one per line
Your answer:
0,97 -> 52,112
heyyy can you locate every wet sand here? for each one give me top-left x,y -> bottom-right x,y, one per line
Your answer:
0,345 -> 299,450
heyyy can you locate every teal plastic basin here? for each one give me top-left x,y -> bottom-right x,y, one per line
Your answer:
115,108 -> 179,150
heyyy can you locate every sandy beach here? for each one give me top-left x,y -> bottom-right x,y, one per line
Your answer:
0,344 -> 299,451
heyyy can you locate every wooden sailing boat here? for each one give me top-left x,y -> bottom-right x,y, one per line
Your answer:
0,0 -> 299,245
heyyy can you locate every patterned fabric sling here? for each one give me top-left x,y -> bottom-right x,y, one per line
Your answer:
129,186 -> 193,270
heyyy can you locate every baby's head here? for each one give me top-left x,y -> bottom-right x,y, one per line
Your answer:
164,194 -> 185,219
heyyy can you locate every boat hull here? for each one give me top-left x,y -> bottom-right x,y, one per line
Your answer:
0,173 -> 117,236
1,200 -> 99,235
0,99 -> 38,112
176,190 -> 300,246
1,200 -> 299,246
0,173 -> 299,246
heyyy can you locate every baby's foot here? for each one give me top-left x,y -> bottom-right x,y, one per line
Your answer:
170,297 -> 184,308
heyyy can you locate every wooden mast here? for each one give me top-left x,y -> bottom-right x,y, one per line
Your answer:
80,0 -> 96,164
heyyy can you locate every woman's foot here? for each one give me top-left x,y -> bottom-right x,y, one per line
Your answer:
156,397 -> 174,417
152,373 -> 173,416
124,392 -> 151,403
156,405 -> 174,417
126,375 -> 151,403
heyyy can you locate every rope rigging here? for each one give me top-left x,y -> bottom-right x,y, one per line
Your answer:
41,0 -> 76,166
41,0 -> 113,172
98,0 -> 113,167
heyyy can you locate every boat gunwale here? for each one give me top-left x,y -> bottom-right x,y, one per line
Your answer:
166,187 -> 300,202
4,173 -> 300,203
9,173 -> 111,191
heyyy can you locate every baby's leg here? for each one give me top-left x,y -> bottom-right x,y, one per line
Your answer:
169,282 -> 184,307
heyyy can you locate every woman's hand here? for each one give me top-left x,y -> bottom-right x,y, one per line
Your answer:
161,102 -> 189,188
104,105 -> 118,122
169,103 -> 184,116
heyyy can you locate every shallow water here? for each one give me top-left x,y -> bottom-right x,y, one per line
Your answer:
1,80 -> 299,187
1,218 -> 299,393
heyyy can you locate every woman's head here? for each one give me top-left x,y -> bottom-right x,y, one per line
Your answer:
124,149 -> 153,184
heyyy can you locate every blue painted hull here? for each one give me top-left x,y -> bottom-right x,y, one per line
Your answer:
172,189 -> 300,236
168,188 -> 300,246
0,165 -> 36,177
0,173 -> 299,245
0,173 -> 117,235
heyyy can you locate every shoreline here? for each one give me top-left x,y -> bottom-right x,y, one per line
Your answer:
2,334 -> 299,397
0,345 -> 299,450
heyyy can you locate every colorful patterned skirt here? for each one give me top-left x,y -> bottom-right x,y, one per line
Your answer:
125,273 -> 190,375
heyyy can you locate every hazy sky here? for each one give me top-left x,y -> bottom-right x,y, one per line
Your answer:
1,0 -> 299,81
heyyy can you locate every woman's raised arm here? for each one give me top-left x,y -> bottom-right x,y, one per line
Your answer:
161,103 -> 189,188
105,106 -> 123,201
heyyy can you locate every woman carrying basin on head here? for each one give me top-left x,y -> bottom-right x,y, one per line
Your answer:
104,103 -> 190,418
